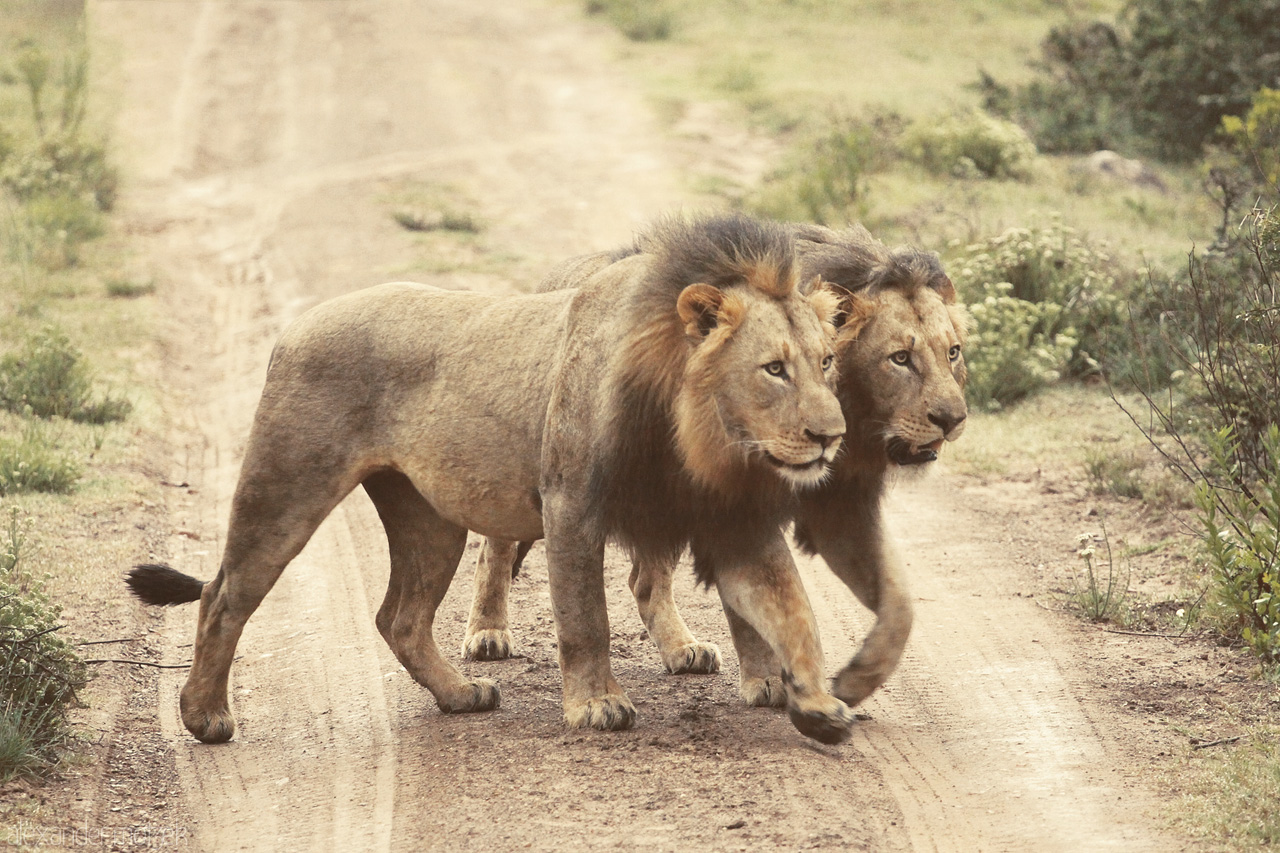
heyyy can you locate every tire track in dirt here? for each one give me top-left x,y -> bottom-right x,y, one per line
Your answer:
799,475 -> 1169,851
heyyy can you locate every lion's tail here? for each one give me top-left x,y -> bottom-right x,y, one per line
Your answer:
126,564 -> 206,606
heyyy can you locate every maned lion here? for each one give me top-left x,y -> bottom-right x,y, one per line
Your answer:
462,224 -> 968,711
127,214 -> 865,745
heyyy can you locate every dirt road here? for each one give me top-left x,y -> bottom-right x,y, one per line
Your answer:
90,1 -> 1180,849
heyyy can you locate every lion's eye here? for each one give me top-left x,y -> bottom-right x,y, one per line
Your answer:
889,350 -> 911,367
764,361 -> 787,378
821,355 -> 834,371
949,344 -> 961,362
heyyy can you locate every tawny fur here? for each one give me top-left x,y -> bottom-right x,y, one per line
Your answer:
466,222 -> 968,712
132,212 -> 859,746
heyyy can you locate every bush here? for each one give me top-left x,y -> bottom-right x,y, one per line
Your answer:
1198,426 -> 1280,662
950,219 -> 1128,408
984,0 -> 1280,162
1119,208 -> 1280,662
902,111 -> 1037,180
0,327 -> 132,424
0,509 -> 86,780
961,288 -> 1075,410
1220,86 -> 1280,194
1,133 -> 117,213
584,0 -> 674,41
977,22 -> 1133,155
0,423 -> 81,496
749,113 -> 900,224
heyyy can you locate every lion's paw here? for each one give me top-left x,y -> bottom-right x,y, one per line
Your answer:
181,704 -> 236,744
740,676 -> 786,708
462,629 -> 514,661
564,695 -> 637,731
663,641 -> 722,675
832,662 -> 888,708
787,695 -> 856,745
437,678 -> 501,714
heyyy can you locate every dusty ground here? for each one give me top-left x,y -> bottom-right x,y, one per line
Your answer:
5,0 -> 1275,850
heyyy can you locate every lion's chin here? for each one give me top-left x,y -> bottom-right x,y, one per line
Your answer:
886,437 -> 944,466
764,454 -> 831,488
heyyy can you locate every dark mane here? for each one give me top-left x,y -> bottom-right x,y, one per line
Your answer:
791,223 -> 951,298
591,213 -> 802,582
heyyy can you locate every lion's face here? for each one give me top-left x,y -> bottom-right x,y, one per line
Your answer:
839,284 -> 968,466
674,283 -> 845,489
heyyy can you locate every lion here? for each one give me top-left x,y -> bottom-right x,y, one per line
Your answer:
461,223 -> 968,712
127,213 -> 865,746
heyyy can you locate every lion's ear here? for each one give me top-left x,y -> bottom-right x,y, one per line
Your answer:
933,274 -> 957,303
677,283 -> 728,340
810,280 -> 874,340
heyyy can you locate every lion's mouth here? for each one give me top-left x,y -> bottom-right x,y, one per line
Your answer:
887,438 -> 945,466
763,453 -> 829,474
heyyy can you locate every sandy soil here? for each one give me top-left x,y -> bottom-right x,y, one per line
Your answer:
41,0 -> 1257,849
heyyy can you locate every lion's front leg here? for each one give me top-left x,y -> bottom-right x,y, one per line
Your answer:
542,502 -> 635,732
826,537 -> 913,707
713,535 -> 855,745
802,497 -> 913,708
721,605 -> 785,707
629,554 -> 721,675
462,537 -> 520,661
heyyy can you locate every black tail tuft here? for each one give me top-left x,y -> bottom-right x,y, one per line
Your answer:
126,563 -> 206,606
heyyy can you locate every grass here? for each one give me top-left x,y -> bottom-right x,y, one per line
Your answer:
0,422 -> 81,496
622,0 -> 1121,125
1168,729 -> 1280,849
0,1 -> 166,798
596,0 -> 1215,270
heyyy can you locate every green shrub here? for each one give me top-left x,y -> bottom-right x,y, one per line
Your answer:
1219,86 -> 1280,192
104,278 -> 156,299
961,287 -> 1076,410
1119,208 -> 1280,662
984,0 -> 1280,162
0,423 -> 81,495
950,219 -> 1129,408
1,133 -> 117,213
391,206 -> 480,234
1198,426 -> 1280,662
750,114 -> 899,224
1084,446 -> 1147,499
902,110 -> 1037,180
0,509 -> 86,780
584,0 -> 674,41
977,21 -> 1133,155
0,327 -> 132,424
20,191 -> 105,269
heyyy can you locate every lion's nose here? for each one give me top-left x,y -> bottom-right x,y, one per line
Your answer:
928,410 -> 967,435
805,429 -> 843,449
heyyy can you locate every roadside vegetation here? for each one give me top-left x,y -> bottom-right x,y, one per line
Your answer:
586,0 -> 1279,846
0,3 -> 159,787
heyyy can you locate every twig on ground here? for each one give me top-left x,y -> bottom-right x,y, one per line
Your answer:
1101,628 -> 1197,639
83,659 -> 191,669
76,636 -> 143,646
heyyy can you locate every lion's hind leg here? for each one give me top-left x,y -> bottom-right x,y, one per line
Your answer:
364,470 -> 499,714
181,465 -> 357,743
629,554 -> 721,675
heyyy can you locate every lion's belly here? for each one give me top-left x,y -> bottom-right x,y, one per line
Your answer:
403,458 -> 546,542
388,403 -> 550,542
